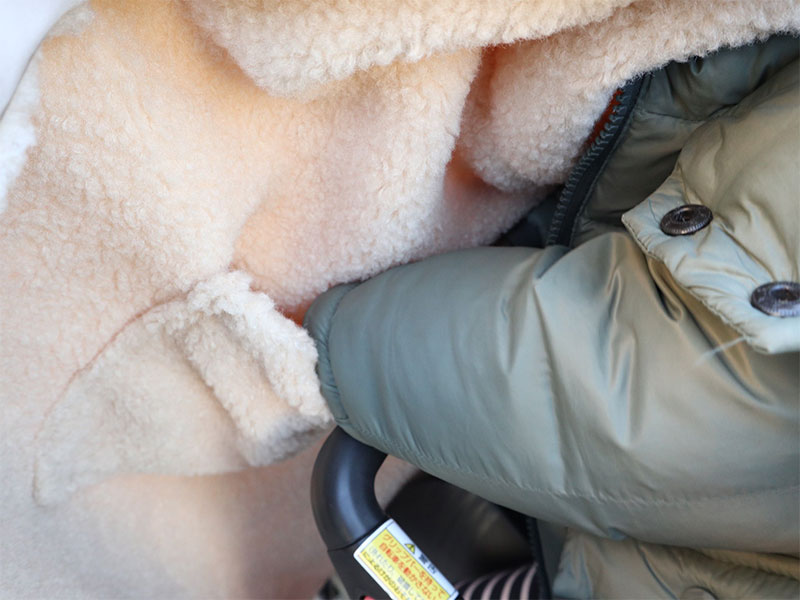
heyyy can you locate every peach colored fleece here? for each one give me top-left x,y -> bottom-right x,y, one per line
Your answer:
1,0 -> 796,596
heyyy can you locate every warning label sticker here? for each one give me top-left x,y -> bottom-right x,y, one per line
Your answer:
354,519 -> 458,600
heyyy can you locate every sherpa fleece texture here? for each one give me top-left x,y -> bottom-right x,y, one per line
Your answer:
1,0 -> 798,596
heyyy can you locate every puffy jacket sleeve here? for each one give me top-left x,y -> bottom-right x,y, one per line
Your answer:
305,234 -> 799,554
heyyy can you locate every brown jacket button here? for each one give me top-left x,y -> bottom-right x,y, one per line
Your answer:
751,281 -> 800,317
660,204 -> 713,236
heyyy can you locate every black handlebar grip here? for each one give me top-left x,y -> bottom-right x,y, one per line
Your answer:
311,427 -> 389,598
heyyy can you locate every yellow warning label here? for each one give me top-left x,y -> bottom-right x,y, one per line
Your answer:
354,520 -> 457,600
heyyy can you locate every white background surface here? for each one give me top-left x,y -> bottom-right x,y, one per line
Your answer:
0,0 -> 83,115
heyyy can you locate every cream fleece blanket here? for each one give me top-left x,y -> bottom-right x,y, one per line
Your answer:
1,0 -> 796,596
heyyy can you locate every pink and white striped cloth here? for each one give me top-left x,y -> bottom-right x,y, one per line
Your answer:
457,563 -> 542,600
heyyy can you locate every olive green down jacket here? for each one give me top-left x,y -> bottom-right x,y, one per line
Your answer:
305,37 -> 800,598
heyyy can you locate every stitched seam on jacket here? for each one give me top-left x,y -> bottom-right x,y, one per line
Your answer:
345,420 -> 798,507
635,103 -> 739,123
622,215 -> 762,351
677,162 -> 784,280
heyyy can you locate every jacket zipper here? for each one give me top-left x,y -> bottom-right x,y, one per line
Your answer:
546,76 -> 645,247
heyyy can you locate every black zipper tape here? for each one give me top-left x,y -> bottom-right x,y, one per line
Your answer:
546,76 -> 646,247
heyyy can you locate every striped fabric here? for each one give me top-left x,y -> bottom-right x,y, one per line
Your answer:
457,562 -> 541,600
